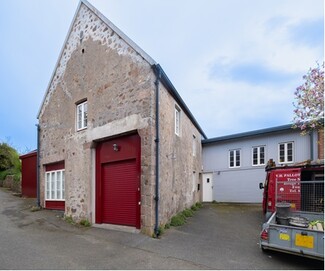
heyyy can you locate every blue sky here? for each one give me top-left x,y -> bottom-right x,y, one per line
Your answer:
0,0 -> 323,153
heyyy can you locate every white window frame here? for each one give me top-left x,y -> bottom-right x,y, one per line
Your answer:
278,142 -> 294,164
252,146 -> 265,166
192,171 -> 196,192
76,100 -> 88,131
45,169 -> 65,201
175,106 -> 181,136
229,149 -> 241,168
192,135 -> 196,156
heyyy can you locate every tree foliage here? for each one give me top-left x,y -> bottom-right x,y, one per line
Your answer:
0,142 -> 20,172
293,62 -> 324,134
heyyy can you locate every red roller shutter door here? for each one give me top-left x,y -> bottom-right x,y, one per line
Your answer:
101,159 -> 138,227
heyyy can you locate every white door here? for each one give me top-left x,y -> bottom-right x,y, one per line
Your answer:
202,173 -> 213,202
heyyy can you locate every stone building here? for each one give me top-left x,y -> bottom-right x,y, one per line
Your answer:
37,0 -> 206,235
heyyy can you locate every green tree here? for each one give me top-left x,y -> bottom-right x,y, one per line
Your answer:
0,142 -> 21,179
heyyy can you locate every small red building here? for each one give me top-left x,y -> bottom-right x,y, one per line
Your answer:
19,150 -> 37,198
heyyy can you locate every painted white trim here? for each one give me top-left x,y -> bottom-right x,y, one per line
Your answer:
278,141 -> 294,164
228,149 -> 241,168
45,169 -> 65,200
175,106 -> 181,136
192,135 -> 196,157
252,145 -> 266,166
76,101 -> 88,131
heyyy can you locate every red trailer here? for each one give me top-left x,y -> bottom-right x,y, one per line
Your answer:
259,159 -> 324,219
19,150 -> 37,198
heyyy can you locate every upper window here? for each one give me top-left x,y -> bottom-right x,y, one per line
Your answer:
45,169 -> 65,200
192,135 -> 196,156
192,171 -> 196,192
279,142 -> 294,164
175,106 -> 181,136
252,146 -> 265,166
77,100 -> 88,130
229,149 -> 241,168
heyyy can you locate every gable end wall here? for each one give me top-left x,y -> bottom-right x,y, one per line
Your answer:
38,3 -> 157,235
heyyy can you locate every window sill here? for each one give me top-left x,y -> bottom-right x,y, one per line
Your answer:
77,127 -> 87,132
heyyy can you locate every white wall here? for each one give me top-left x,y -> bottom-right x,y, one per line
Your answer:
202,129 -> 316,203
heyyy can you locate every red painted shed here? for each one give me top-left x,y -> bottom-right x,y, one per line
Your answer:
19,150 -> 37,198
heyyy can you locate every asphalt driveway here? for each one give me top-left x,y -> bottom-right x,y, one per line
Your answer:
0,187 -> 323,269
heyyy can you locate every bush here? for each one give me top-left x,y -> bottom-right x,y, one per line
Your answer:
165,203 -> 204,231
0,143 -> 21,171
79,219 -> 91,227
64,215 -> 75,225
182,208 -> 194,217
170,213 -> 186,226
0,143 -> 21,181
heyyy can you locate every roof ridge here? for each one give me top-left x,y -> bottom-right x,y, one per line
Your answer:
80,0 -> 156,65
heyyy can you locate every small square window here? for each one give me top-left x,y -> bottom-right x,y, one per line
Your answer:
76,100 -> 87,130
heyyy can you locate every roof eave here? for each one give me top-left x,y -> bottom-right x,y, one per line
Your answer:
202,124 -> 295,145
153,64 -> 207,139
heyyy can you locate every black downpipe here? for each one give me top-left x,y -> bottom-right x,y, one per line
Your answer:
36,124 -> 41,207
310,131 -> 314,160
154,67 -> 161,237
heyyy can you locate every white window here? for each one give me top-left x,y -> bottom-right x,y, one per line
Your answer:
175,106 -> 181,136
229,149 -> 241,168
192,135 -> 196,156
192,171 -> 196,192
77,100 -> 87,130
45,170 -> 65,200
252,146 -> 265,166
279,142 -> 294,163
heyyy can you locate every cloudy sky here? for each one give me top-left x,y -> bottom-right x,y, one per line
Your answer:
0,0 -> 323,152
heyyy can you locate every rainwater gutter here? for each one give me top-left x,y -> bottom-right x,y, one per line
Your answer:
153,65 -> 161,237
36,124 -> 41,207
310,131 -> 314,160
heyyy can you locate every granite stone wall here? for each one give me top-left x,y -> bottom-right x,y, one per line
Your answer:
38,2 -> 203,236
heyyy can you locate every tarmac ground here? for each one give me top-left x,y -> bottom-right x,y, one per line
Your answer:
0,187 -> 323,269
